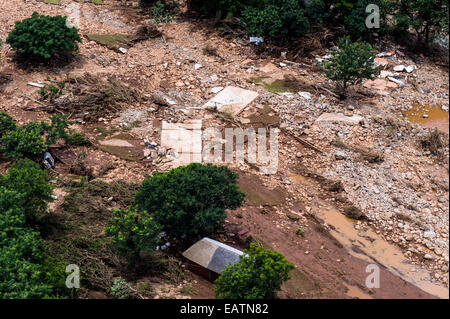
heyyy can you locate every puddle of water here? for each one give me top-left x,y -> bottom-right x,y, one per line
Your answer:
343,283 -> 374,299
404,104 -> 449,134
288,172 -> 310,184
315,208 -> 449,299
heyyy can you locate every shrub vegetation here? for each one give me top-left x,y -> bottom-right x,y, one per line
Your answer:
134,163 -> 245,240
6,12 -> 81,60
105,207 -> 162,263
214,244 -> 295,299
321,36 -> 376,94
0,161 -> 61,298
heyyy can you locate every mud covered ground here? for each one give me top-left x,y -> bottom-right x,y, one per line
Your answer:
0,0 -> 448,299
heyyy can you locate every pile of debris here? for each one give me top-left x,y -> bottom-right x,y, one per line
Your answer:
49,73 -> 146,122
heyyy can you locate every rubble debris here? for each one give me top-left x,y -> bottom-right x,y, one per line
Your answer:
87,33 -> 132,52
100,139 -> 134,148
48,73 -> 145,122
27,81 -> 45,88
387,76 -> 405,87
0,73 -> 12,92
343,206 -> 366,220
210,87 -> 224,94
298,91 -> 311,100
131,20 -> 162,42
42,151 -> 55,169
160,120 -> 203,168
364,78 -> 398,91
249,37 -> 264,45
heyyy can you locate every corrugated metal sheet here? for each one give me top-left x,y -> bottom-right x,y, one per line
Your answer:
182,237 -> 244,274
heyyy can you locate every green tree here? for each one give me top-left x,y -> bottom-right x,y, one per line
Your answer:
395,0 -> 449,45
214,244 -> 295,299
105,207 -> 162,263
242,0 -> 310,37
321,36 -> 376,94
152,1 -> 174,23
6,12 -> 81,60
342,0 -> 393,40
0,159 -> 54,223
134,163 -> 245,240
0,121 -> 47,159
0,112 -> 17,138
0,187 -> 53,298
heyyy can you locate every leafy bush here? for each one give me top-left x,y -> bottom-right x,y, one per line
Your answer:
40,114 -> 70,145
0,113 -> 83,159
295,227 -> 305,236
105,207 -> 162,262
0,121 -> 47,159
395,0 -> 449,45
6,12 -> 81,60
0,187 -> 53,298
39,82 -> 64,101
0,158 -> 54,222
214,244 -> 295,299
152,1 -> 174,23
242,0 -> 310,37
342,0 -> 392,40
0,112 -> 17,138
110,278 -> 133,299
187,0 -> 256,17
134,163 -> 245,240
65,132 -> 91,146
321,36 -> 376,93
303,0 -> 329,24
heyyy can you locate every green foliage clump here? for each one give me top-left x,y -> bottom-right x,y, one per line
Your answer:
395,0 -> 449,45
303,0 -> 329,24
295,227 -> 305,236
6,12 -> 81,60
187,0 -> 252,17
242,0 -> 310,37
0,187 -> 53,298
134,163 -> 245,240
39,82 -> 64,101
105,207 -> 162,262
152,1 -> 174,23
0,113 -> 86,159
110,278 -> 133,299
0,158 -> 54,223
0,112 -> 17,138
321,36 -> 376,93
342,0 -> 392,40
214,244 -> 295,299
0,121 -> 47,159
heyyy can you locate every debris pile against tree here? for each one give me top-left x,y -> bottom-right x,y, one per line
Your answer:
87,21 -> 162,53
47,73 -> 146,122
0,72 -> 12,92
131,20 -> 163,42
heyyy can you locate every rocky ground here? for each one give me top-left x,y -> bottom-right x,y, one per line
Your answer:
0,0 -> 448,298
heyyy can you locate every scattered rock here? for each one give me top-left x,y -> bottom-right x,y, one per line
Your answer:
334,151 -> 347,160
298,91 -> 311,100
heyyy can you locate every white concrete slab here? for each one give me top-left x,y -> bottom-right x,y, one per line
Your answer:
203,86 -> 258,116
100,139 -> 134,147
160,120 -> 203,167
315,113 -> 364,126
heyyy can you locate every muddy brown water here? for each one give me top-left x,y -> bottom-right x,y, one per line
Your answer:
287,171 -> 449,299
404,104 -> 449,134
316,208 -> 449,299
